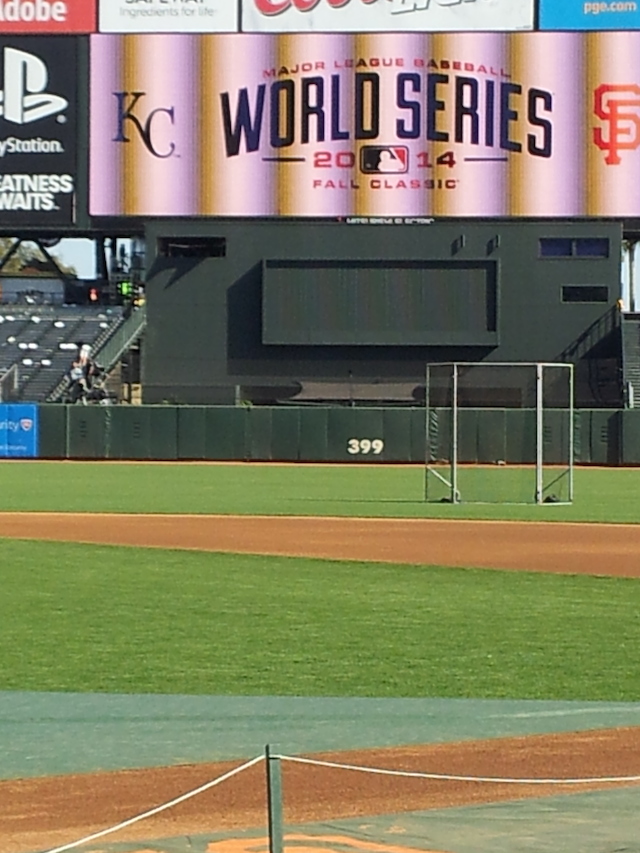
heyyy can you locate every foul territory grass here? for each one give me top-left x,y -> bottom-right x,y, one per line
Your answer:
0,460 -> 639,522
1,539 -> 638,700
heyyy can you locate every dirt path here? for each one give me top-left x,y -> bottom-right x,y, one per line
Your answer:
2,730 -> 639,853
1,513 -> 640,576
1,511 -> 638,852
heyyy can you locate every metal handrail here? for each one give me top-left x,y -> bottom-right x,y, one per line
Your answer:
93,304 -> 147,371
0,363 -> 19,402
557,305 -> 620,363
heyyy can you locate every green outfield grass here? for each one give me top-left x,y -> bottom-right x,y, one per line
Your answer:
0,539 -> 638,700
0,460 -> 639,522
1,461 -> 637,702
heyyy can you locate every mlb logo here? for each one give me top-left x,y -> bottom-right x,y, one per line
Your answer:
20,418 -> 33,431
360,146 -> 409,174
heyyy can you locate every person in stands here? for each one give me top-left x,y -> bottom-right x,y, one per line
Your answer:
67,358 -> 87,404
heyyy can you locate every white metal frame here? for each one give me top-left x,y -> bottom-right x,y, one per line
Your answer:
0,364 -> 19,403
424,361 -> 574,505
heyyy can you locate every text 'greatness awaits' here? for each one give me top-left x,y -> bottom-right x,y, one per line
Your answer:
0,173 -> 73,211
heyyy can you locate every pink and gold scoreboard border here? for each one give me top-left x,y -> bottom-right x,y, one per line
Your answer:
90,32 -> 640,218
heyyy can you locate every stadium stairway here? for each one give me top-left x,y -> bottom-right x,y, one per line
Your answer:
621,312 -> 640,408
0,307 -> 124,403
46,304 -> 146,403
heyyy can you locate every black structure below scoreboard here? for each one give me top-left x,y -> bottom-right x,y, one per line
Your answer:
139,218 -> 622,408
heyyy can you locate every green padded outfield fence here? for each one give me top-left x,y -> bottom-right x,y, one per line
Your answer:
30,403 -> 640,466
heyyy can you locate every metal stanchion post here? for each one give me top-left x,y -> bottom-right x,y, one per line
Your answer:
266,745 -> 283,853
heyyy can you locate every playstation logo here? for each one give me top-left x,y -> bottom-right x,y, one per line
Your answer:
0,46 -> 68,125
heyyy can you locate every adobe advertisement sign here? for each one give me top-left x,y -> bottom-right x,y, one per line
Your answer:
0,37 -> 77,224
0,0 -> 96,33
539,0 -> 640,31
90,32 -> 640,218
99,0 -> 238,33
242,0 -> 534,33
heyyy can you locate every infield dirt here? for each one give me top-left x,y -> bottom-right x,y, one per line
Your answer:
1,513 -> 640,576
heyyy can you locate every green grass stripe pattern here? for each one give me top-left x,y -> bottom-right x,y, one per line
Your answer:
1,540 -> 638,699
0,461 -> 639,521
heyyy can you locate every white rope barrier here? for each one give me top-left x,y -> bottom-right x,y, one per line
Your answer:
274,754 -> 640,786
39,748 -> 640,853
43,754 -> 264,853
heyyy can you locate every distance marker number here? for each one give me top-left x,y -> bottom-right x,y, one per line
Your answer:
347,438 -> 384,455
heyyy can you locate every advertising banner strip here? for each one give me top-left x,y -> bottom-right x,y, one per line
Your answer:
0,37 -> 77,225
242,0 -> 534,33
0,404 -> 39,458
539,0 -> 640,32
90,32 -> 640,219
0,0 -> 96,34
99,0 -> 239,34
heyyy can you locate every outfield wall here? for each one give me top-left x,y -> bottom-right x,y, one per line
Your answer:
27,405 -> 640,466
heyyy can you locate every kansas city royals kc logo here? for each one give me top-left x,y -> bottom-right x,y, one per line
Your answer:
112,92 -> 176,159
593,84 -> 640,166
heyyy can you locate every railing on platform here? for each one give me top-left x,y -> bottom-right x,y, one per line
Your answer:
0,363 -> 18,402
92,304 -> 147,372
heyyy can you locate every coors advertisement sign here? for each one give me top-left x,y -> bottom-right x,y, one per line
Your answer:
90,32 -> 640,218
243,0 -> 534,33
0,37 -> 77,225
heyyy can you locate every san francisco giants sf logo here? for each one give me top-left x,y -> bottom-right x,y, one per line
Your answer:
593,84 -> 640,165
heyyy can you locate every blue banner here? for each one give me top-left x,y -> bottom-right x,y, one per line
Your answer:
540,0 -> 640,30
0,405 -> 39,458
